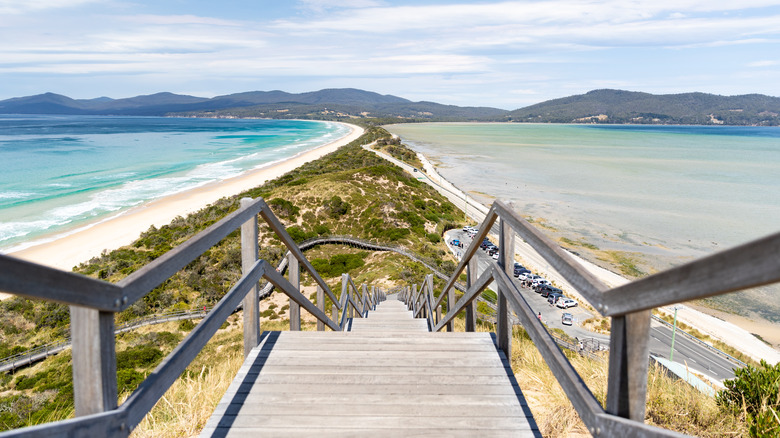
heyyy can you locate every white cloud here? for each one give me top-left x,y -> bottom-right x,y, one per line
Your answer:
297,0 -> 384,14
748,60 -> 780,67
0,0 -> 98,14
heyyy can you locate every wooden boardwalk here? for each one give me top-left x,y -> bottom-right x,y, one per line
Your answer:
201,296 -> 539,437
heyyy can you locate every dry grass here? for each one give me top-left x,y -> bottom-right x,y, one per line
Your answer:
129,351 -> 243,438
453,316 -> 747,437
127,313 -> 319,437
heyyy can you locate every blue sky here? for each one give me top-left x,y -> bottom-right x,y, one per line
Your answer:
1,0 -> 779,109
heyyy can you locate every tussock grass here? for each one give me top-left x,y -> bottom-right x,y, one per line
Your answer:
129,349 -> 243,438
453,317 -> 747,437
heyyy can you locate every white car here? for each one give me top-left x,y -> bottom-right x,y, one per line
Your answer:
532,278 -> 550,287
518,272 -> 533,281
557,298 -> 578,309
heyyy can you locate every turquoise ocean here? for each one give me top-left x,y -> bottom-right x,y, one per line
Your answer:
0,115 -> 350,252
386,123 -> 780,322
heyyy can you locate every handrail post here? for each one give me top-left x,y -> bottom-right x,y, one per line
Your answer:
240,198 -> 260,358
316,285 -> 325,331
288,253 -> 300,331
70,307 -> 117,416
497,218 -> 514,357
343,275 -> 352,319
606,310 -> 652,422
445,283 -> 453,332
466,255 -> 478,332
427,275 -> 439,326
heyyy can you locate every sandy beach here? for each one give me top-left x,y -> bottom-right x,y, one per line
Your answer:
9,122 -> 364,272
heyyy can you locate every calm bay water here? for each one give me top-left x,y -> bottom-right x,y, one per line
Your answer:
0,115 -> 349,251
387,123 -> 780,319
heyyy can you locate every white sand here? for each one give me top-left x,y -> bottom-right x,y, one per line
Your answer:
9,123 -> 364,272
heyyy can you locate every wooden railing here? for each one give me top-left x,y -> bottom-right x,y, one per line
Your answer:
0,197 -> 384,437
409,199 -> 780,437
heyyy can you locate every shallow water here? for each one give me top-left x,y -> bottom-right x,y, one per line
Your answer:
0,115 -> 348,251
386,122 -> 780,321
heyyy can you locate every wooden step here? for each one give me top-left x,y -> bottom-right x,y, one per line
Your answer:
200,299 -> 539,437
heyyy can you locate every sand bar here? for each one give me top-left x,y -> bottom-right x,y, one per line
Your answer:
9,122 -> 364,272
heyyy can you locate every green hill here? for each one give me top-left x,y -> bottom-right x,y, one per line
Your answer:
508,89 -> 780,125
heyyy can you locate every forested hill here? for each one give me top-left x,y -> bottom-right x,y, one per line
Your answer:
0,89 -> 507,121
508,89 -> 780,125
2,88 -> 779,125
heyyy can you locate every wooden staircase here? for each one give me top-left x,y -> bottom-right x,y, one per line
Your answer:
200,295 -> 539,437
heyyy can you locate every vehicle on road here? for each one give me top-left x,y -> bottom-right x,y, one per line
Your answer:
518,272 -> 534,281
540,286 -> 562,298
547,292 -> 564,305
514,268 -> 530,278
452,239 -> 460,246
562,313 -> 573,326
557,298 -> 578,309
532,279 -> 551,291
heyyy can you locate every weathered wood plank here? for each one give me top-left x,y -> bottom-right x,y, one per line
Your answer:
201,427 -> 531,438
201,298 -> 538,438
122,260 -> 266,428
211,401 -> 527,417
240,198 -> 260,358
257,198 -> 340,307
70,307 -> 117,416
119,197 -> 264,306
211,414 -> 534,430
287,254 -> 300,331
433,203 -> 499,310
0,254 -> 123,311
601,231 -> 780,315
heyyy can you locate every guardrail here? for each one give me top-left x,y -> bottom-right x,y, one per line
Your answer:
0,196 -> 386,437
651,315 -> 748,368
404,199 -> 780,437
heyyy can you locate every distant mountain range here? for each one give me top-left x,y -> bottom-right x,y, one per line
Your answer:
1,88 -> 779,125
508,89 -> 780,126
0,89 -> 505,121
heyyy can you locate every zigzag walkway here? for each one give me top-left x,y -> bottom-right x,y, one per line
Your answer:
201,295 -> 539,437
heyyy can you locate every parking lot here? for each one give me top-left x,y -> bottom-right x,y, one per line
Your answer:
447,228 -> 609,348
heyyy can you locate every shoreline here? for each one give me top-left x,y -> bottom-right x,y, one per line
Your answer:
406,146 -> 780,365
9,122 -> 364,272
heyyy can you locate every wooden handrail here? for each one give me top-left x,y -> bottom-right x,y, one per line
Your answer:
0,255 -> 124,312
0,196 -> 386,437
421,199 -> 779,437
118,198 -> 265,308
257,198 -> 341,309
433,203 -> 499,310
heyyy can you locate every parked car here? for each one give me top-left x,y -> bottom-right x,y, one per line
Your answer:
532,279 -> 551,291
514,268 -> 530,278
562,313 -> 573,325
540,286 -> 562,298
451,239 -> 460,246
547,292 -> 564,305
491,253 -> 499,260
518,272 -> 534,281
557,298 -> 578,309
